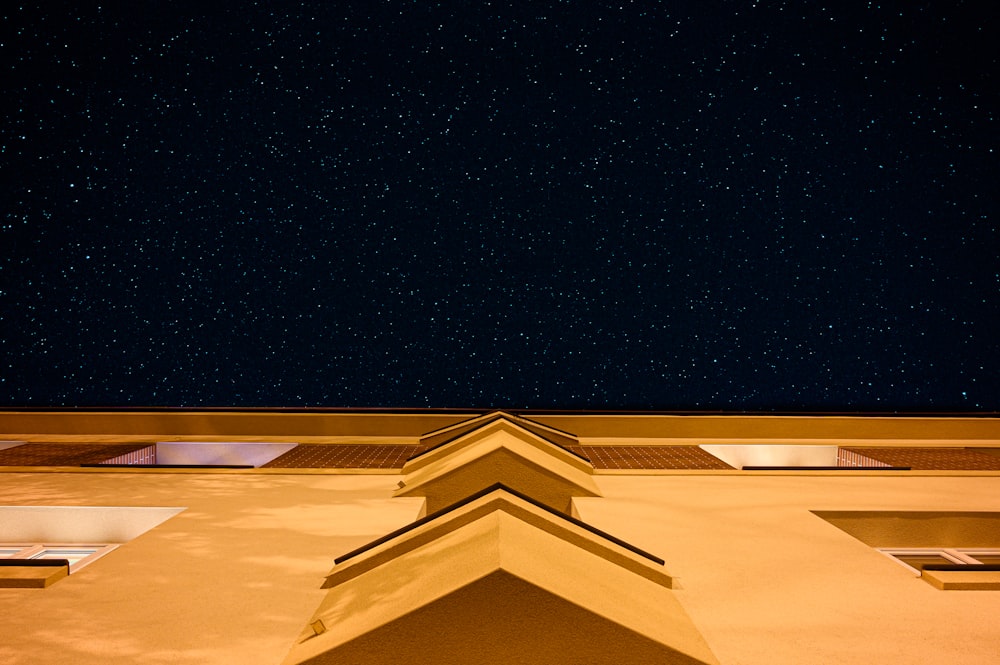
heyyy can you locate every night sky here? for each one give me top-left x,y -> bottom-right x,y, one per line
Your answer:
2,2 -> 997,410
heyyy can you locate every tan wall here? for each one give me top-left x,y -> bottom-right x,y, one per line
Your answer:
0,472 -> 422,665
2,470 -> 999,664
576,475 -> 1000,665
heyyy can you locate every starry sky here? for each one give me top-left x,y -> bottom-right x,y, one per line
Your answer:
1,2 -> 997,410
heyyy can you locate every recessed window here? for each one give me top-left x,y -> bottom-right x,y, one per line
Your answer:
813,511 -> 1000,590
92,442 -> 298,467
0,544 -> 118,572
0,505 -> 183,587
700,444 -> 900,469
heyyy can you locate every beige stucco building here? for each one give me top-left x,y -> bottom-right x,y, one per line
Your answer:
1,409 -> 998,664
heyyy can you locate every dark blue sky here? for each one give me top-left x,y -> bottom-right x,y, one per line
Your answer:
1,2 -> 997,410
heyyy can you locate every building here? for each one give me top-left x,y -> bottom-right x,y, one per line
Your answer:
1,409 -> 998,664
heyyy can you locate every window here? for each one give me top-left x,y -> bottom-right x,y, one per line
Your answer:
91,442 -> 298,467
879,548 -> 1000,574
878,548 -> 1000,588
0,505 -> 183,588
0,544 -> 118,573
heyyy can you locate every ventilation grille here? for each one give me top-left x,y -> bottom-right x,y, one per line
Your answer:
837,448 -> 892,468
98,445 -> 157,465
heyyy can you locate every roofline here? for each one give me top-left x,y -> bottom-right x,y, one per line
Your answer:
0,409 -> 998,444
0,406 -> 997,417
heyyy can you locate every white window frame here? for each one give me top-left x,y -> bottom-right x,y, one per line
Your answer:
0,543 -> 118,573
877,548 -> 1000,576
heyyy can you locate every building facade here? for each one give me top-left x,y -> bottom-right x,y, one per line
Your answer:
1,409 -> 998,664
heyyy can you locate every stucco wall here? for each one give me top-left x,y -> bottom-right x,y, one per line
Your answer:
1,470 -> 999,664
576,475 -> 1000,665
0,472 -> 422,665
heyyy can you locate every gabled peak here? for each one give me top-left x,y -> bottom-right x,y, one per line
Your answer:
330,484 -> 664,588
396,422 -> 601,515
284,486 -> 719,665
409,413 -> 588,476
419,410 -> 579,451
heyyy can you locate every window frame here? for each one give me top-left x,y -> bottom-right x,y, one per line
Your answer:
0,543 -> 118,573
877,548 -> 1000,575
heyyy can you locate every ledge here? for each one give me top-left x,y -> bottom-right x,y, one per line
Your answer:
921,566 -> 1000,590
0,559 -> 70,588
